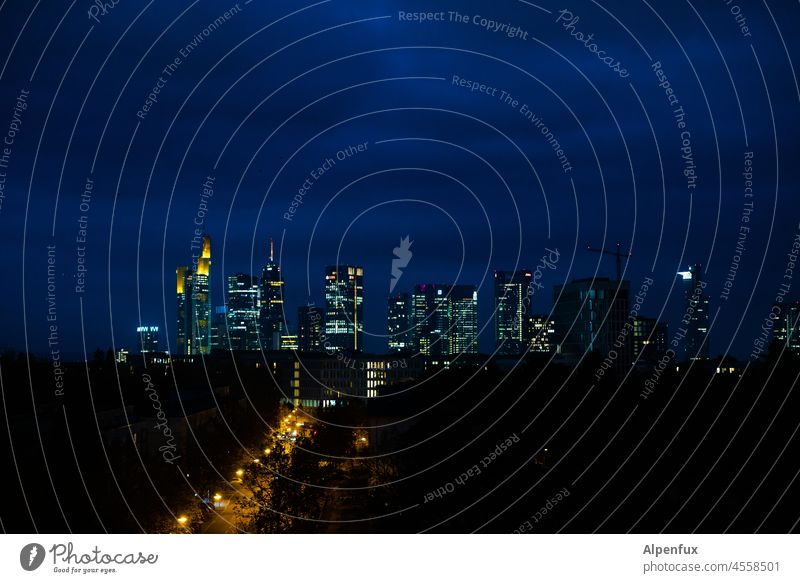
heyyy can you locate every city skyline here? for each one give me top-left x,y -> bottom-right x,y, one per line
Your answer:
141,233 -> 798,363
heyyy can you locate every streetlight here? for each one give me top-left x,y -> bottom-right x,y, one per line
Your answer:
235,469 -> 244,477
213,494 -> 222,502
264,448 -> 271,455
177,516 -> 188,525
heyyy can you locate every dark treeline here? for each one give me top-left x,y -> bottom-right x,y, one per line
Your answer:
1,345 -> 798,533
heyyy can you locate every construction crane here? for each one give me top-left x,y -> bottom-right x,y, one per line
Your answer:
586,242 -> 632,282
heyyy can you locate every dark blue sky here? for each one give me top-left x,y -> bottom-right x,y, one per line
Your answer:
1,0 -> 798,358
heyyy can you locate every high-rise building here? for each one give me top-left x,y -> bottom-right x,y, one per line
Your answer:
176,235 -> 212,355
678,264 -> 710,361
137,326 -> 159,353
210,306 -> 228,350
411,284 -> 448,356
324,265 -> 364,353
775,300 -> 800,355
176,266 -> 190,354
192,235 -> 212,355
280,333 -> 299,351
297,305 -> 323,352
449,285 -> 479,354
411,284 -> 478,355
260,239 -> 285,350
552,277 -> 631,365
632,317 -> 669,362
227,274 -> 260,350
528,315 -> 556,353
387,292 -> 412,353
494,270 -> 532,355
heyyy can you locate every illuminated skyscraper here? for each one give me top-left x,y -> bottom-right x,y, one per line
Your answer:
775,300 -> 800,355
137,326 -> 159,353
528,315 -> 556,353
227,273 -> 260,350
411,284 -> 478,355
176,266 -> 190,354
411,284 -> 446,355
192,235 -> 212,354
297,305 -> 323,352
387,292 -> 412,353
494,270 -> 532,355
324,265 -> 364,353
449,285 -> 479,354
678,264 -> 710,361
176,235 -> 212,355
260,239 -> 285,350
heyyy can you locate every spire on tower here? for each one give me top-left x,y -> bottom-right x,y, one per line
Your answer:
269,237 -> 274,262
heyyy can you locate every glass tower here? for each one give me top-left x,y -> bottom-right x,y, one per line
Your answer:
260,239 -> 285,350
387,292 -> 412,353
678,264 -> 710,361
297,305 -> 323,352
324,265 -> 364,353
227,273 -> 260,350
494,270 -> 533,355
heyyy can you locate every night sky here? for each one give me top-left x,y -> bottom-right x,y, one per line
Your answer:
1,0 -> 798,358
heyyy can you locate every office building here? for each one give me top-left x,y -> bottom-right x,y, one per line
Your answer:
411,284 -> 448,356
297,305 -> 323,352
678,264 -> 710,361
210,306 -> 228,350
449,285 -> 479,354
176,266 -> 190,354
280,334 -> 299,351
387,292 -> 412,353
192,235 -> 212,355
411,284 -> 478,356
260,239 -> 285,350
775,300 -> 800,355
494,270 -> 533,355
632,317 -> 669,362
552,277 -> 631,365
175,235 -> 212,355
324,265 -> 364,353
137,326 -> 159,353
528,315 -> 556,353
226,274 -> 260,351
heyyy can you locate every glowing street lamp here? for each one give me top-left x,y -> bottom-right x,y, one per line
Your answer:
235,469 -> 244,477
177,516 -> 188,525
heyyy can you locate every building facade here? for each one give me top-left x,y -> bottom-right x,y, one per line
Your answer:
411,283 -> 478,356
494,270 -> 532,355
552,277 -> 631,364
227,273 -> 260,351
137,326 -> 159,353
678,264 -> 710,361
528,315 -> 556,353
297,305 -> 324,352
324,265 -> 364,353
260,239 -> 285,350
387,292 -> 412,353
176,234 -> 212,355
